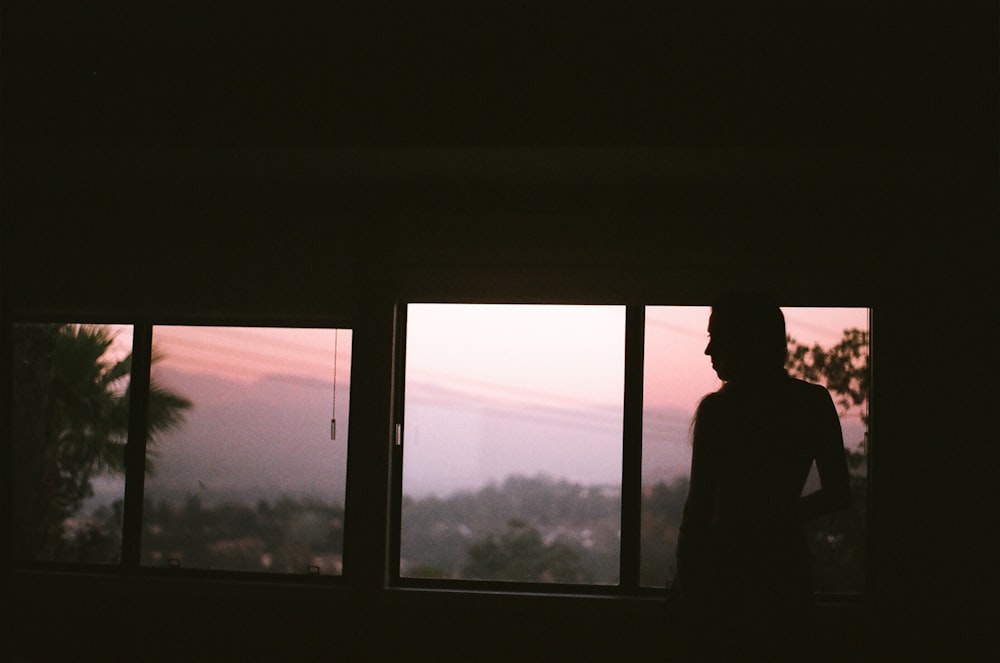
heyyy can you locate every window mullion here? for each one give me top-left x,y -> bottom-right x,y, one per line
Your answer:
121,321 -> 152,569
619,305 -> 645,590
387,302 -> 407,586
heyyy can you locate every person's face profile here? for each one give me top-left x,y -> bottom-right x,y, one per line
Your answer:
705,313 -> 735,381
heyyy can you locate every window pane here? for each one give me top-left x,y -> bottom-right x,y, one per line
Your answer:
639,307 -> 713,587
401,305 -> 625,584
11,323 -> 133,563
641,307 -> 869,593
141,326 -> 351,574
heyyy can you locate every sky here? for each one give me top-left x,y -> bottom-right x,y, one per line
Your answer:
402,305 -> 867,496
90,305 -> 868,505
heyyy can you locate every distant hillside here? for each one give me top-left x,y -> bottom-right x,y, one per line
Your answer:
135,366 -> 866,507
143,366 -> 350,506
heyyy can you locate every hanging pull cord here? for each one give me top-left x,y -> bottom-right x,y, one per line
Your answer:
331,328 -> 338,440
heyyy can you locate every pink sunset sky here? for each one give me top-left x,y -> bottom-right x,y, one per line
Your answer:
97,305 -> 867,498
106,305 -> 866,411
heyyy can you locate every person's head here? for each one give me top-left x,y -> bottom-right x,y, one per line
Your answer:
705,290 -> 787,382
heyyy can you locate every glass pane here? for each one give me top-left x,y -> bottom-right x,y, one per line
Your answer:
401,304 -> 625,584
141,326 -> 351,574
641,307 -> 869,593
786,308 -> 869,595
11,323 -> 133,563
639,307 -> 714,587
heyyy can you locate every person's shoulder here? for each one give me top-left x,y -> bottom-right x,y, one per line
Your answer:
695,390 -> 724,414
787,376 -> 825,393
786,376 -> 835,406
701,389 -> 724,402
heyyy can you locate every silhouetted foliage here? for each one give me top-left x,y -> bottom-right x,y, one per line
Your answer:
464,519 -> 586,583
641,479 -> 689,586
402,474 -> 621,583
12,323 -> 191,562
787,328 -> 869,427
787,327 -> 870,593
142,495 -> 344,573
54,500 -> 125,563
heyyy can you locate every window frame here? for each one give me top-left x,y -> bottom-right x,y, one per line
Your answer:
4,302 -> 872,603
389,303 -> 654,596
5,314 -> 355,585
388,301 -> 873,601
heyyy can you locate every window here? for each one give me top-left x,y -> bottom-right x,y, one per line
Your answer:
9,321 -> 352,577
395,304 -> 870,595
9,305 -> 867,593
10,323 -> 134,564
140,326 -> 352,574
641,306 -> 870,593
640,307 -> 715,587
397,305 -> 626,585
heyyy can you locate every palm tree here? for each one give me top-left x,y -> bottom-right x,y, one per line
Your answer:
12,323 -> 192,561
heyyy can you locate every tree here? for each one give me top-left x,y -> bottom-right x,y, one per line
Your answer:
787,328 -> 869,426
640,479 -> 688,587
12,323 -> 192,561
786,327 -> 870,592
463,519 -> 587,583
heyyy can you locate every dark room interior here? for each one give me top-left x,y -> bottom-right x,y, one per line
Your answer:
2,1 -> 996,661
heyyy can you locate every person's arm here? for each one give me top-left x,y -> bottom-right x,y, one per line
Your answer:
800,387 -> 851,521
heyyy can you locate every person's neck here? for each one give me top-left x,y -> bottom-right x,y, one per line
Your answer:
724,367 -> 788,387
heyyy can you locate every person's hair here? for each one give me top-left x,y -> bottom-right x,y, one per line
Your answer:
710,290 -> 787,371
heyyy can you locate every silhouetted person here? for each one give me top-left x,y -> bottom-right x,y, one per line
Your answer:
670,291 -> 851,662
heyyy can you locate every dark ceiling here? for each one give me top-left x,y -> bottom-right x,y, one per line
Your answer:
1,1 -> 995,314
3,1 -> 994,149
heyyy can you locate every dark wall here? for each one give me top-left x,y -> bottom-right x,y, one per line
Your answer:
2,1 -> 996,661
3,1 -> 994,314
